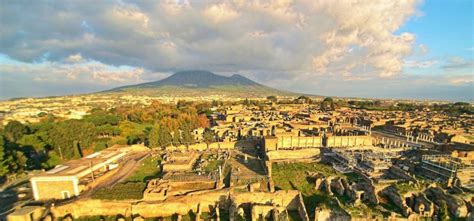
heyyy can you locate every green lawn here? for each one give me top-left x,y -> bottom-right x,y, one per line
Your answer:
126,155 -> 162,182
91,182 -> 146,200
272,162 -> 339,195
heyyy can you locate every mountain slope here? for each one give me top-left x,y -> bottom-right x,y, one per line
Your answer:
105,70 -> 293,97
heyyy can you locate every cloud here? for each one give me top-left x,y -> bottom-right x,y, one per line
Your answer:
418,44 -> 429,54
1,58 -> 145,85
65,53 -> 84,63
4,0 -> 468,101
311,1 -> 419,78
203,3 -> 240,23
404,59 -> 438,68
442,57 -> 474,70
265,72 -> 473,101
0,0 -> 421,81
447,75 -> 473,85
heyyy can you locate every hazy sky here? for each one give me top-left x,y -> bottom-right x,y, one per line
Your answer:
0,0 -> 472,101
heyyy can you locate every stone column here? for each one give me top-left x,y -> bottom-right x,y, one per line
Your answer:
325,177 -> 334,196
266,161 -> 272,178
196,204 -> 202,221
216,205 -> 221,221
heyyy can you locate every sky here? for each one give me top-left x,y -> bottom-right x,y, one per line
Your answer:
0,0 -> 472,101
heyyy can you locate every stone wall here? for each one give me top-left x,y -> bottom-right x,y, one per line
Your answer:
266,148 -> 320,161
51,200 -> 133,218
164,140 -> 256,151
277,136 -> 323,149
162,153 -> 199,172
326,136 -> 372,147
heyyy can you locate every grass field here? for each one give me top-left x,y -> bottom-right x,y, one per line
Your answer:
126,155 -> 162,182
91,182 -> 146,200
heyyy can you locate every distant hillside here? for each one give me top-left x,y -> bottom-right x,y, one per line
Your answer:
104,70 -> 294,97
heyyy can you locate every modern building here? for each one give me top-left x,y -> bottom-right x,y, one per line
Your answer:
30,146 -> 130,200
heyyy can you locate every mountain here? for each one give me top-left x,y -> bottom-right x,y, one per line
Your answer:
105,70 -> 294,97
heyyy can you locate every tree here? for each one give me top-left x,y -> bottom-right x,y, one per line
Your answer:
211,100 -> 223,107
0,136 -> 11,177
4,121 -> 28,142
83,112 -> 120,126
321,97 -> 335,111
18,134 -> 47,153
197,115 -> 210,128
148,124 -> 172,148
180,123 -> 195,146
295,96 -> 311,104
48,120 -> 96,160
266,96 -> 277,102
243,98 -> 250,106
42,151 -> 62,169
148,126 -> 159,148
96,124 -> 121,137
171,129 -> 181,146
37,112 -> 48,117
203,130 -> 216,149
0,135 -> 27,177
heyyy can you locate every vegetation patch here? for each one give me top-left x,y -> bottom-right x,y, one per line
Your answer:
204,159 -> 224,173
272,162 -> 387,218
91,182 -> 145,200
394,182 -> 420,194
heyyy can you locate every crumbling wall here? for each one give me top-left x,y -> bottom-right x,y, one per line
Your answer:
232,190 -> 301,209
51,190 -> 306,219
51,200 -> 133,219
425,185 -> 469,218
380,186 -> 412,217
